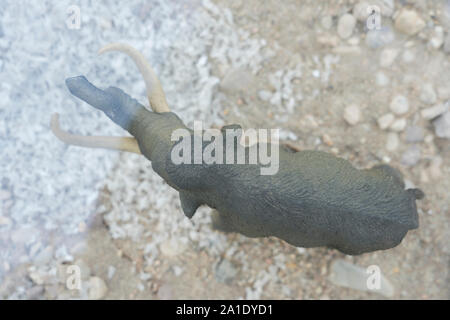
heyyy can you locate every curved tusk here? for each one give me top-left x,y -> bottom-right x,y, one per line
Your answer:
50,113 -> 142,154
98,42 -> 171,113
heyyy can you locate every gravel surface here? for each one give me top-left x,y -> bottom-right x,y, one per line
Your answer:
0,0 -> 449,300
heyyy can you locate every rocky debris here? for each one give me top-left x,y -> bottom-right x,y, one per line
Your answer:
428,26 -> 444,49
107,266 -> 116,280
386,132 -> 399,151
389,95 -> 409,115
257,90 -> 272,102
437,86 -> 450,100
420,83 -> 437,105
10,226 -> 38,245
34,246 -> 53,266
343,104 -> 361,125
328,260 -> 394,298
421,103 -> 448,120
365,27 -> 395,49
405,126 -> 424,143
220,67 -> 255,94
380,48 -> 399,68
433,111 -> 450,139
390,118 -> 406,132
74,259 -> 91,281
444,33 -> 450,53
320,15 -> 333,30
0,215 -> 12,226
157,283 -> 174,300
428,157 -> 443,180
54,245 -> 74,263
394,9 -> 426,36
402,49 -> 415,63
378,113 -> 395,130
375,71 -> 390,86
337,14 -> 356,39
159,238 -> 186,257
26,285 -> 44,300
401,145 -> 421,166
88,277 -> 108,300
215,259 -> 238,284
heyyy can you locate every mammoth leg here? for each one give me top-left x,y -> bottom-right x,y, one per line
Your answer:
211,210 -> 238,233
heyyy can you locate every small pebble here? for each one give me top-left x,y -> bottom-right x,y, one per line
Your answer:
343,104 -> 361,125
444,33 -> 450,53
88,277 -> 108,300
353,1 -> 372,22
390,95 -> 409,115
365,27 -> 395,49
421,103 -> 448,120
380,48 -> 398,68
378,113 -> 395,130
405,126 -> 424,143
337,14 -> 356,39
215,259 -> 238,284
402,49 -> 415,63
390,118 -> 407,132
107,265 -> 116,280
437,86 -> 450,100
428,157 -> 443,180
258,90 -> 272,102
386,132 -> 399,151
321,15 -> 333,29
428,26 -> 444,49
375,71 -> 390,86
394,9 -> 426,36
159,238 -> 185,257
0,215 -> 12,226
401,145 -> 421,166
420,83 -> 437,105
433,111 -> 450,139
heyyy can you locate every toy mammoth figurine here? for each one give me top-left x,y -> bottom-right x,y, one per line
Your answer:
51,43 -> 424,255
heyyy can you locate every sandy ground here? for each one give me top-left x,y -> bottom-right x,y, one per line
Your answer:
0,0 -> 449,299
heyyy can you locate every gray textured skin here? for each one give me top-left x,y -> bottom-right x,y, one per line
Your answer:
66,76 -> 424,255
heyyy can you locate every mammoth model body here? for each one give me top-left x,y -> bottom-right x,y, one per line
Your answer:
52,43 -> 423,255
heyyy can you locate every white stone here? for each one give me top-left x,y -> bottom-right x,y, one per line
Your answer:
433,111 -> 450,139
394,9 -> 426,36
390,118 -> 407,132
437,86 -> 450,100
420,83 -> 437,105
378,113 -> 395,130
375,71 -> 390,86
386,132 -> 399,151
389,95 -> 409,115
402,49 -> 415,63
344,104 -> 361,125
257,90 -> 272,102
429,26 -> 444,49
337,14 -> 356,39
421,104 -> 448,120
321,15 -> 333,29
88,277 -> 108,300
380,48 -> 398,67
